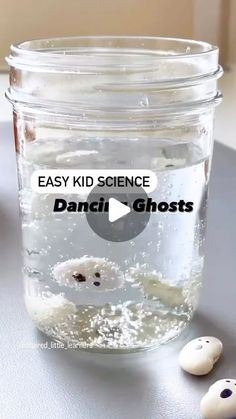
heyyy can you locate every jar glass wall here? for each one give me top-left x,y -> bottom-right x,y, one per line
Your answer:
6,37 -> 222,352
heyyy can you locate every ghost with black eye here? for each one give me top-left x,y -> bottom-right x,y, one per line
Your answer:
201,379 -> 236,419
179,336 -> 223,375
72,273 -> 86,282
52,256 -> 125,291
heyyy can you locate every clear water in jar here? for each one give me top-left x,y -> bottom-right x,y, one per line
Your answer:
19,134 -> 208,352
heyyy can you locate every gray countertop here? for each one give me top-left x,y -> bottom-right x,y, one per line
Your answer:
0,121 -> 236,419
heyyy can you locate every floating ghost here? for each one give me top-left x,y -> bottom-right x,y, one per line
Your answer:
52,256 -> 125,291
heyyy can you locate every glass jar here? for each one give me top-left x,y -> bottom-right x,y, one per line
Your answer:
6,36 -> 222,352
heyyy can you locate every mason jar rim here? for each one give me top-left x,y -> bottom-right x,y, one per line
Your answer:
6,36 -> 223,129
7,36 -> 219,71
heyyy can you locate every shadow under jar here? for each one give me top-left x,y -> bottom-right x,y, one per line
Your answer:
6,36 -> 222,353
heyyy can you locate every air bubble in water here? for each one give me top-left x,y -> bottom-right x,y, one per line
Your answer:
139,97 -> 149,107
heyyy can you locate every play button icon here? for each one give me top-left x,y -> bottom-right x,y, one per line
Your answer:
108,198 -> 131,222
86,183 -> 150,242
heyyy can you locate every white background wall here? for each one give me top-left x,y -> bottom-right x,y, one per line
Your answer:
0,0 -> 193,69
0,0 -> 235,69
229,0 -> 236,63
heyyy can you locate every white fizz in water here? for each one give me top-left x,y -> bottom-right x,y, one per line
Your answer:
20,135 -> 206,351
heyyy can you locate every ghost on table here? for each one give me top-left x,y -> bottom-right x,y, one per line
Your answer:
201,379 -> 236,419
179,336 -> 223,376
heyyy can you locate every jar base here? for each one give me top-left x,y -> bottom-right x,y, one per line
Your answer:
32,311 -> 193,354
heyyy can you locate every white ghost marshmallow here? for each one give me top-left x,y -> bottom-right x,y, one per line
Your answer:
129,268 -> 185,307
25,293 -> 77,328
52,256 -> 125,291
179,336 -> 223,376
201,379 -> 236,419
